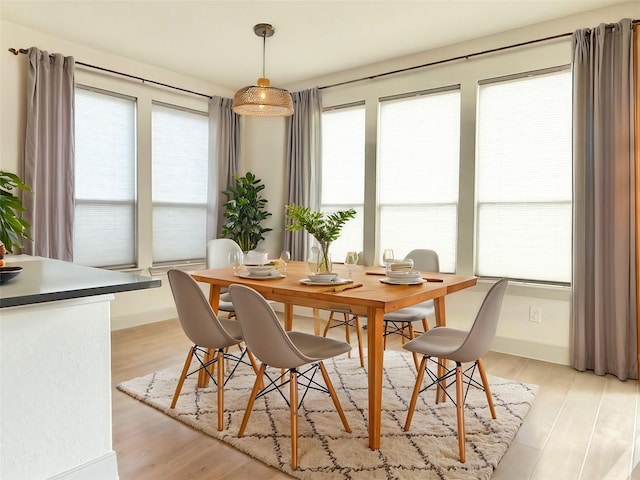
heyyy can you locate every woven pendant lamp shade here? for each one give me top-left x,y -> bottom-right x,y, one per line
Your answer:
232,23 -> 294,117
233,77 -> 294,117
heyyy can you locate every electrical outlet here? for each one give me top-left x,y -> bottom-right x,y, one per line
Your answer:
529,306 -> 542,323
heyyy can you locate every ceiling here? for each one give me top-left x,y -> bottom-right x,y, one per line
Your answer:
0,1 -> 630,91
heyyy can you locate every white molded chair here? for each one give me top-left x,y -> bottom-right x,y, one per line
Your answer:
229,284 -> 352,469
205,238 -> 244,317
402,278 -> 509,463
383,249 -> 440,368
167,269 -> 259,431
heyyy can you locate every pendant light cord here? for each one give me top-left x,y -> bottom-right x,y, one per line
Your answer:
262,32 -> 267,78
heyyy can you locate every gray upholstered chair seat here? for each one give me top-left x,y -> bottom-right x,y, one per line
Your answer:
385,303 -> 434,322
287,331 -> 352,363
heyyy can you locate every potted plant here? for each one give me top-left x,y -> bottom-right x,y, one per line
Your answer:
221,172 -> 272,252
285,203 -> 356,272
0,171 -> 32,262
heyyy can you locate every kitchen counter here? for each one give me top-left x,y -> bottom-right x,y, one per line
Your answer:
0,255 -> 161,480
0,255 -> 161,307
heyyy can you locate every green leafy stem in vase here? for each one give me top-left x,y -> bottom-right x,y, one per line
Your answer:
284,204 -> 356,272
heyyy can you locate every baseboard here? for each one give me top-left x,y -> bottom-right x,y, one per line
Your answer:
492,335 -> 570,366
48,451 -> 118,480
111,307 -> 176,331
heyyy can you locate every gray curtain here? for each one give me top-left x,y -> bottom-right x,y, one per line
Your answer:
23,47 -> 75,261
284,88 -> 322,260
208,96 -> 239,239
571,18 -> 637,380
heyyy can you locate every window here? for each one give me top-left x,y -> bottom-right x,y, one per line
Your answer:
74,87 -> 136,268
151,103 -> 208,264
320,104 -> 366,262
476,67 -> 572,283
378,88 -> 461,271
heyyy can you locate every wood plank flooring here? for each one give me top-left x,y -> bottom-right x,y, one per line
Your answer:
111,316 -> 640,479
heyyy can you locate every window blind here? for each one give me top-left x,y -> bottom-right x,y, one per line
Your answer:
378,89 -> 460,271
476,68 -> 572,283
320,104 -> 365,262
151,103 -> 208,263
74,87 -> 136,267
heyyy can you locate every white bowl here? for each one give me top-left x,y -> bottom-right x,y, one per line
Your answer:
307,272 -> 339,283
246,265 -> 275,276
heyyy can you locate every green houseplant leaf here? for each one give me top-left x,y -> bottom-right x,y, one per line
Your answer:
285,203 -> 356,271
221,172 -> 272,252
0,171 -> 32,252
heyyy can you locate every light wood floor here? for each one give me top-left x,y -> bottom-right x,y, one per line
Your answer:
112,315 -> 640,480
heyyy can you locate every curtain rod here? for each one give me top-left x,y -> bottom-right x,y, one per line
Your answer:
319,19 -> 640,90
8,47 -> 213,100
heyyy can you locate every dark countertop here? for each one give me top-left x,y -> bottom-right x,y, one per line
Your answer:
0,256 -> 161,308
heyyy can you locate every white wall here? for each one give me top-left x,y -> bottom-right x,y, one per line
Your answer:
2,3 -> 638,366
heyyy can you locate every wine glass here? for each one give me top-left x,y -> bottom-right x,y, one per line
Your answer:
344,251 -> 358,281
280,250 -> 291,274
228,250 -> 243,273
382,249 -> 395,272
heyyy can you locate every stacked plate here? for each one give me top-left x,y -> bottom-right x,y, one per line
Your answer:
244,265 -> 276,277
382,268 -> 424,285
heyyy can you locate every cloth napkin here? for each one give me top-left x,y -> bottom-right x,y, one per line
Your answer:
319,283 -> 363,293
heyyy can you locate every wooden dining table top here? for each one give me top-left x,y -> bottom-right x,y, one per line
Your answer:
191,261 -> 476,316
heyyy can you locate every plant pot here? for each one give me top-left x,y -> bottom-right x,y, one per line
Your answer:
308,243 -> 332,273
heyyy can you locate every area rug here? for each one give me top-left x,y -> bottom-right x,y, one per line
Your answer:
118,350 -> 537,479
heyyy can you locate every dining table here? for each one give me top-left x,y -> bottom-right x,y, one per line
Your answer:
191,261 -> 477,450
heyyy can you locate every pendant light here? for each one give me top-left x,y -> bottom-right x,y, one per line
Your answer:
232,23 -> 294,117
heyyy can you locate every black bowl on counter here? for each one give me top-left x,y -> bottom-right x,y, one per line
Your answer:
0,266 -> 23,284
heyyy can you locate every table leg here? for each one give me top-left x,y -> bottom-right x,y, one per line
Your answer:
367,306 -> 384,449
284,303 -> 294,331
313,308 -> 320,335
434,296 -> 446,327
198,285 -> 221,388
433,295 -> 447,402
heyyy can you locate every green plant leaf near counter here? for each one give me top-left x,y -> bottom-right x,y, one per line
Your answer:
221,172 -> 272,252
0,171 -> 32,252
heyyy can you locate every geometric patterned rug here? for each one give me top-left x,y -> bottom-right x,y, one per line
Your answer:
117,350 -> 537,479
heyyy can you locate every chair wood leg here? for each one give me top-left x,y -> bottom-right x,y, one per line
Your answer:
344,313 -> 352,359
238,363 -> 266,437
383,323 -> 388,349
216,349 -> 225,431
171,346 -> 195,409
421,317 -> 429,333
477,358 -> 497,419
245,348 -> 264,390
455,364 -> 466,463
436,358 -> 448,404
290,370 -> 299,469
354,315 -> 364,368
404,356 -> 427,431
407,323 -> 420,370
319,362 -> 351,433
322,312 -> 334,337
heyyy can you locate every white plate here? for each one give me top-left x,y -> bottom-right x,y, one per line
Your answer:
300,278 -> 352,286
235,271 -> 284,280
385,270 -> 421,279
380,277 -> 426,285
